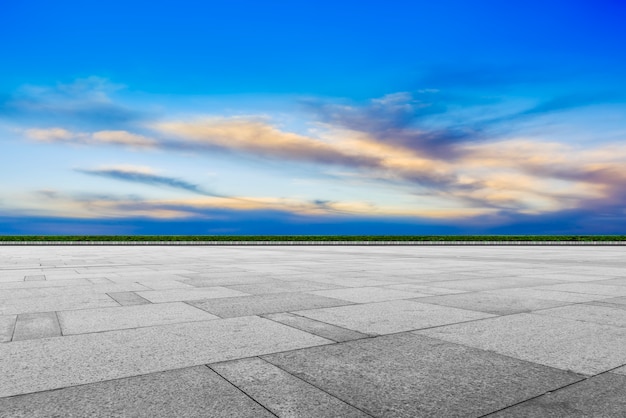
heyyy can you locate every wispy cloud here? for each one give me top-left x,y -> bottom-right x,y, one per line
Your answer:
76,166 -> 223,197
0,77 -> 145,129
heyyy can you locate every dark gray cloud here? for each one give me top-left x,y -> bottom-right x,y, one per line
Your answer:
76,168 -> 223,197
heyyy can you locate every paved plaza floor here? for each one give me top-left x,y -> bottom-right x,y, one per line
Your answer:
1,245 -> 626,417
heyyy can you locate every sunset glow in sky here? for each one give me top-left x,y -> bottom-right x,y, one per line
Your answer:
1,0 -> 626,234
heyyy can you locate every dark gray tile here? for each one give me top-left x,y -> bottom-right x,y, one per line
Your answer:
263,333 -> 581,418
262,312 -> 370,342
107,291 -> 151,306
0,366 -> 274,418
485,372 -> 626,417
23,275 -> 46,281
211,358 -> 369,417
189,293 -> 352,318
12,312 -> 61,341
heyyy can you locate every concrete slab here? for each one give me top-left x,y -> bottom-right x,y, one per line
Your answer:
417,313 -> 626,375
0,293 -> 120,315
535,283 -> 626,297
416,292 -> 568,315
136,287 -> 249,303
0,316 -> 331,397
226,280 -> 344,294
262,312 -> 370,342
382,283 -> 468,296
309,287 -> 420,303
12,312 -> 61,341
431,276 -> 557,291
485,372 -> 626,417
0,315 -> 16,342
263,333 -> 581,418
211,357 -> 370,417
484,287 -> 607,303
295,300 -> 495,335
0,366 -> 274,418
58,302 -> 219,334
106,291 -> 151,306
181,276 -> 275,287
24,275 -> 46,281
189,293 -> 353,318
532,304 -> 626,327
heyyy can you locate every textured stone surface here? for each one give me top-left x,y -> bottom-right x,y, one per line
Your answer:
12,312 -> 61,341
226,280 -> 344,294
0,315 -> 16,342
0,366 -> 274,418
263,333 -> 581,418
533,304 -> 626,327
189,293 -> 352,318
211,358 -> 370,417
417,313 -> 626,375
58,302 -> 219,335
0,293 -> 120,315
416,292 -> 567,315
263,312 -> 370,342
485,372 -> 626,417
106,291 -> 151,306
136,287 -> 249,303
24,275 -> 46,281
295,300 -> 494,335
0,316 -> 331,397
309,287 -> 419,303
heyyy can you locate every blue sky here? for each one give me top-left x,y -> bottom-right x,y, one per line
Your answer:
1,0 -> 626,234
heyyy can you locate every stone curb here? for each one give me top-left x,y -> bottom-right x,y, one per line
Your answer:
1,241 -> 625,246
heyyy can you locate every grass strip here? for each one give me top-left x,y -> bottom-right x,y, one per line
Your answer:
1,235 -> 625,242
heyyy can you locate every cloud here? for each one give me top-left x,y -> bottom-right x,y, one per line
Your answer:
24,128 -> 155,148
154,117 -> 381,167
76,166 -> 223,197
304,91 -> 483,160
0,77 -> 144,129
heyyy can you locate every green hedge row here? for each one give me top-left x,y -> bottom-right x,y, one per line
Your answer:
1,235 -> 625,241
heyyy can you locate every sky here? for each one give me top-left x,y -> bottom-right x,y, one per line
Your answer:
1,0 -> 626,235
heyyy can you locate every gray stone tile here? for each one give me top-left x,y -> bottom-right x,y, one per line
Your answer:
535,283 -> 626,297
135,279 -> 195,290
484,288 -> 606,303
182,276 -> 275,287
262,312 -> 370,342
612,365 -> 626,376
107,291 -> 151,306
485,372 -> 626,418
382,283 -> 467,296
532,304 -> 626,327
416,292 -> 569,315
0,278 -> 92,290
0,366 -> 274,418
211,357 -> 370,417
0,293 -> 120,315
432,276 -> 557,291
263,333 -> 581,418
0,315 -> 16,342
309,287 -> 420,303
295,300 -> 494,335
417,313 -> 626,375
58,302 -> 219,335
24,275 -> 46,281
12,312 -> 61,341
226,280 -> 344,295
136,287 -> 248,303
593,277 -> 626,286
189,293 -> 352,318
0,316 -> 331,397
